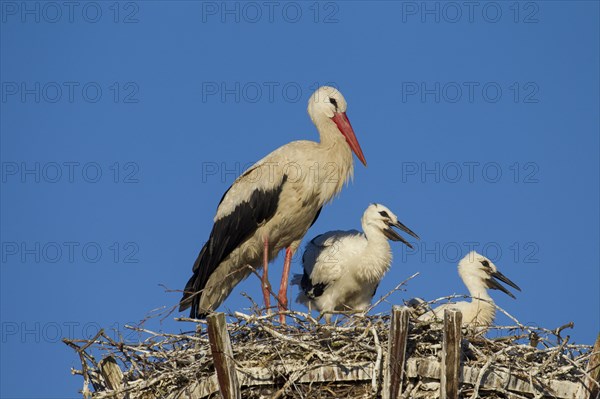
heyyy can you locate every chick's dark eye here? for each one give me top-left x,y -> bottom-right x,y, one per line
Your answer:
329,97 -> 338,110
379,210 -> 390,219
480,260 -> 490,267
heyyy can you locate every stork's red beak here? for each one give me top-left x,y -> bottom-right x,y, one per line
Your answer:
332,112 -> 367,166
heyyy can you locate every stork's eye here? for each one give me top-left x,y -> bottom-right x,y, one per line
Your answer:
329,97 -> 338,110
480,260 -> 490,267
379,210 -> 390,219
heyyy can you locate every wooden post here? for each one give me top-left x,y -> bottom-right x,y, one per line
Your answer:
441,309 -> 462,399
585,333 -> 600,399
383,306 -> 410,399
207,313 -> 241,399
99,356 -> 124,399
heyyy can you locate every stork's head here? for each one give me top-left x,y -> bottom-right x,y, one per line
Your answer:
308,86 -> 367,166
362,203 -> 419,248
458,251 -> 521,298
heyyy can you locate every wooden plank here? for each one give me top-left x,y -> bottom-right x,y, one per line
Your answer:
179,362 -> 374,399
383,306 -> 410,399
180,357 -> 582,399
206,313 -> 240,399
585,333 -> 600,399
441,309 -> 462,399
406,358 -> 581,398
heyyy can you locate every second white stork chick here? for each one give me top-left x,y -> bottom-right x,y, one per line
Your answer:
418,251 -> 521,327
293,204 -> 419,321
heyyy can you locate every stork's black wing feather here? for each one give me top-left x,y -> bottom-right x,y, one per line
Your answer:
372,283 -> 379,298
179,175 -> 288,318
309,206 -> 322,228
299,233 -> 330,299
300,271 -> 327,299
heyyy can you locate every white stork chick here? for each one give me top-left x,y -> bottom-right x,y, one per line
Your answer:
179,86 -> 367,321
418,251 -> 521,327
293,204 -> 419,322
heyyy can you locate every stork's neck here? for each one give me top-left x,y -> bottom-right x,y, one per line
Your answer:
362,224 -> 390,246
313,118 -> 354,203
461,278 -> 496,326
358,224 -> 393,283
462,275 -> 492,302
315,117 -> 352,149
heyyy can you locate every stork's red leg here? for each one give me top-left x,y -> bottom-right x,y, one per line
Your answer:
262,237 -> 271,313
278,247 -> 293,323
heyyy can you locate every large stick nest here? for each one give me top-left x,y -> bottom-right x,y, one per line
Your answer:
64,296 -> 597,399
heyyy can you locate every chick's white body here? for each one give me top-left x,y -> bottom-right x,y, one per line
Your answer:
301,229 -> 393,313
294,204 -> 418,319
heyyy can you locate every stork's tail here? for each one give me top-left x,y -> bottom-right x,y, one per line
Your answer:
291,273 -> 303,287
179,247 -> 208,319
178,274 -> 198,313
292,272 -> 316,309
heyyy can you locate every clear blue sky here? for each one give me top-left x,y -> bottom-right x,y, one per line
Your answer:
1,2 -> 598,397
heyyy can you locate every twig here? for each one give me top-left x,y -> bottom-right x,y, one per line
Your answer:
247,265 -> 286,311
470,356 -> 493,399
365,272 -> 419,314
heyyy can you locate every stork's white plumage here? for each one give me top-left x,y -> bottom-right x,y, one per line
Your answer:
418,251 -> 521,327
293,204 -> 419,322
179,86 -> 367,321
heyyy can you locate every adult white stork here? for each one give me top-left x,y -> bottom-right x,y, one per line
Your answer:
293,204 -> 419,322
179,86 -> 367,321
418,251 -> 521,327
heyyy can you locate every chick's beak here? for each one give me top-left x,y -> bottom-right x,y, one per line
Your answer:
382,220 -> 420,249
392,220 -> 420,240
488,270 -> 521,299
